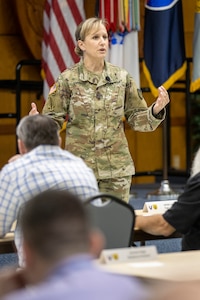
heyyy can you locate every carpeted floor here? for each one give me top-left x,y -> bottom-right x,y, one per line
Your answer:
0,253 -> 18,268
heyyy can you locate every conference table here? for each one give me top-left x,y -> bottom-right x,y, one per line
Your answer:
0,210 -> 182,254
97,249 -> 200,282
134,228 -> 181,245
0,229 -> 181,254
0,232 -> 15,254
0,221 -> 16,254
134,209 -> 182,245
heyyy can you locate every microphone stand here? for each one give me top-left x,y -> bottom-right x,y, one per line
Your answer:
147,106 -> 180,200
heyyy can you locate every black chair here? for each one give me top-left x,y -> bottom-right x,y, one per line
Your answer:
85,193 -> 135,249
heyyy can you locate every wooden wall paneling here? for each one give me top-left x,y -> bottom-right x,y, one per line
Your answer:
84,0 -> 96,18
14,0 -> 45,59
0,37 -> 34,80
0,134 -> 16,167
0,0 -> 19,34
0,91 -> 15,114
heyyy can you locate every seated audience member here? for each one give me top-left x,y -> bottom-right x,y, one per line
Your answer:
0,115 -> 99,267
0,190 -> 148,300
136,147 -> 200,251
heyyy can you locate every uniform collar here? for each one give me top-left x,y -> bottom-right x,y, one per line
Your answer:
78,60 -> 119,86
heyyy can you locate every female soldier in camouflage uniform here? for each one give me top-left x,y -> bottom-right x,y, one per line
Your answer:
30,17 -> 170,203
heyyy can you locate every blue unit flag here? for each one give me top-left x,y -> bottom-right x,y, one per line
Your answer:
143,0 -> 186,97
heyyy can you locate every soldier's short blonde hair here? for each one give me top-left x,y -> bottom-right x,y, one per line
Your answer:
74,17 -> 107,57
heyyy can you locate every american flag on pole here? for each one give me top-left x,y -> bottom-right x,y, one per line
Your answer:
42,0 -> 85,101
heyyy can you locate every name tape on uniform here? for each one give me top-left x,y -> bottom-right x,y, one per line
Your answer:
99,246 -> 158,264
143,200 -> 177,214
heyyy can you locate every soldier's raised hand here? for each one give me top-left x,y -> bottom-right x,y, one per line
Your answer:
29,102 -> 39,115
153,86 -> 170,115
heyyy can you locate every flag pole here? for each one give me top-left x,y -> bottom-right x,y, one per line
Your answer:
147,104 -> 180,200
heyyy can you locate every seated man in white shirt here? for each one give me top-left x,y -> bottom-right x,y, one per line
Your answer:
0,114 -> 99,267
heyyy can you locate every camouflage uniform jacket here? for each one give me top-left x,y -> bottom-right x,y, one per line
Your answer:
42,60 -> 165,179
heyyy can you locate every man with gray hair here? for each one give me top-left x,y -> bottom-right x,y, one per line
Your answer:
0,114 -> 99,267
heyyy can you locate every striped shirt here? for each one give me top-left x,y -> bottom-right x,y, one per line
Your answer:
0,145 -> 99,266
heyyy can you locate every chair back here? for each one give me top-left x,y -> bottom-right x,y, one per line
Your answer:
86,193 -> 135,249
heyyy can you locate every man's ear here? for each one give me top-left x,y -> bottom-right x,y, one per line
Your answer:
88,229 -> 105,258
23,240 -> 34,269
58,136 -> 62,147
22,240 -> 44,285
17,139 -> 27,154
